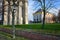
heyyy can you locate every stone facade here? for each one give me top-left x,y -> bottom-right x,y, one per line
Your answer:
3,0 -> 28,25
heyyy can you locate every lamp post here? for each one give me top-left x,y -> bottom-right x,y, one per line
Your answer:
12,0 -> 18,39
7,0 -> 11,25
12,7 -> 15,39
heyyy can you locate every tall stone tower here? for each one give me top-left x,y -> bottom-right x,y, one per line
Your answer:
3,0 -> 28,25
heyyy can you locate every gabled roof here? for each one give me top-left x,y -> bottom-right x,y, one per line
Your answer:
33,9 -> 42,15
33,9 -> 55,16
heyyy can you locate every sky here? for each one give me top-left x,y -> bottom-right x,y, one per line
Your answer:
28,0 -> 60,21
28,0 -> 34,21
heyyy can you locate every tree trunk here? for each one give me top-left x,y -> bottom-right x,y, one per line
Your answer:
42,0 -> 46,29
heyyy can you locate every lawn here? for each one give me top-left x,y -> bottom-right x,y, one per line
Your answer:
0,23 -> 60,30
0,31 -> 30,40
0,23 -> 60,36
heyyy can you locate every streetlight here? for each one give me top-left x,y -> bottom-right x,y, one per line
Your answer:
12,0 -> 18,39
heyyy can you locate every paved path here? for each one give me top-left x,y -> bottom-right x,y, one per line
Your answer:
0,28 -> 60,40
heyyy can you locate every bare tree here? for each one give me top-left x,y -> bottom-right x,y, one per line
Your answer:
58,10 -> 60,23
33,0 -> 59,28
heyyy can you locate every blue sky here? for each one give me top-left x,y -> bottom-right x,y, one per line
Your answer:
28,0 -> 60,21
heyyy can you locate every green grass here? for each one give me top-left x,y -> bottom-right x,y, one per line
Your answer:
0,31 -> 13,40
27,29 -> 60,35
0,23 -> 60,36
0,31 -> 30,40
0,23 -> 60,30
0,24 -> 60,39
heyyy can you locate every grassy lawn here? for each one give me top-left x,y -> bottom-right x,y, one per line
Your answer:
0,31 -> 30,40
0,23 -> 60,36
0,23 -> 60,30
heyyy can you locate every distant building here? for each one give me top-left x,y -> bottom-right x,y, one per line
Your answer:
33,9 -> 55,23
33,9 -> 42,23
